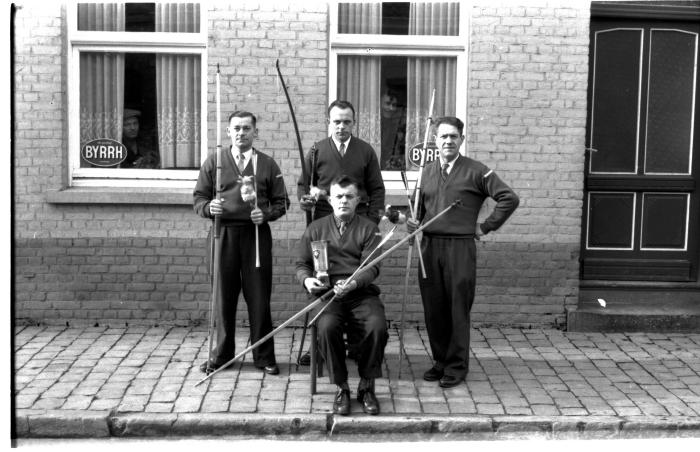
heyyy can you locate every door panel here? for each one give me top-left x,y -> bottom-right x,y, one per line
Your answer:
590,29 -> 642,174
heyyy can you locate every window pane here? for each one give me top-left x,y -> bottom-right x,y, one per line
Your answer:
338,2 -> 459,36
337,55 -> 456,171
590,29 -> 642,173
77,3 -> 200,33
80,51 -> 201,170
645,30 -> 696,174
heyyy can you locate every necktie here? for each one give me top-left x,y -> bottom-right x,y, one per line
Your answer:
237,153 -> 246,172
339,221 -> 347,236
338,142 -> 346,157
441,163 -> 449,181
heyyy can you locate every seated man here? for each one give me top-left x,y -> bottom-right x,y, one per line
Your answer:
295,175 -> 388,415
121,108 -> 160,169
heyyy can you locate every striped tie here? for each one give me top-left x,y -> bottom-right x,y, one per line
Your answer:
441,163 -> 449,181
338,142 -> 346,157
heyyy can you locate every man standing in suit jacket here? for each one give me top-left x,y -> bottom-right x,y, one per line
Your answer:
297,100 -> 385,225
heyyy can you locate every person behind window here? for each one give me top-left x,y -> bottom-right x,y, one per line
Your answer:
380,90 -> 406,171
193,111 -> 289,376
120,108 -> 160,169
407,116 -> 519,389
296,175 -> 388,416
296,99 -> 386,366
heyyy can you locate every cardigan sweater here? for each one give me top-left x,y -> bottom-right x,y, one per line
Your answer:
295,214 -> 381,291
418,155 -> 519,237
296,136 -> 385,221
193,147 -> 289,225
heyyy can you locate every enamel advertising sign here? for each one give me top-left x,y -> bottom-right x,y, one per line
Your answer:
406,141 -> 438,169
81,138 -> 127,167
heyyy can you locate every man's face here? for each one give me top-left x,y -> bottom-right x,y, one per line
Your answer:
435,123 -> 464,163
123,117 -> 140,139
381,95 -> 398,118
227,116 -> 258,151
327,107 -> 354,142
329,183 -> 359,221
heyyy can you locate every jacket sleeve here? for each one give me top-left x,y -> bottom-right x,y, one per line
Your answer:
364,148 -> 386,223
479,170 -> 519,234
262,158 -> 289,223
352,223 -> 381,288
193,157 -> 214,219
295,229 -> 314,287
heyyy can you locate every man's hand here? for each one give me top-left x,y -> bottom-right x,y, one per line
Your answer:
304,277 -> 327,295
406,218 -> 420,234
300,195 -> 316,212
333,279 -> 357,298
476,222 -> 485,240
250,207 -> 264,225
209,198 -> 224,216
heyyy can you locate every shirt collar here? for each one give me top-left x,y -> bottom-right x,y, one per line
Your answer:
232,148 -> 253,164
440,155 -> 458,171
332,136 -> 351,152
333,214 -> 355,228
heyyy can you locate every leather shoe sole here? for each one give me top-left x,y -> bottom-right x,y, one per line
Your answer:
262,364 -> 280,375
439,375 -> 464,388
423,367 -> 444,382
357,390 -> 380,415
333,389 -> 351,415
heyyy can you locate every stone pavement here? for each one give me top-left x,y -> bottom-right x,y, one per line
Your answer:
12,324 -> 700,440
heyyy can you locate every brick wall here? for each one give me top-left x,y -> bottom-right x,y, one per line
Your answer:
13,1 -> 589,329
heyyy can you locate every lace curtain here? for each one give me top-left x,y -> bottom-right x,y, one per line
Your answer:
155,3 -> 201,168
78,4 -> 124,157
406,3 -> 458,147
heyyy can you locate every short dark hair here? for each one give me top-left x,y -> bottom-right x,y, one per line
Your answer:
434,116 -> 464,135
228,111 -> 257,127
327,100 -> 355,118
330,174 -> 360,191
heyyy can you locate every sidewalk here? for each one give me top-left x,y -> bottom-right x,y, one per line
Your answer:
13,324 -> 700,440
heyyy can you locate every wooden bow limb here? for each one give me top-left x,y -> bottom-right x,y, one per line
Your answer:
308,200 -> 458,328
252,151 -> 260,268
400,171 -> 426,276
412,89 -> 435,280
207,65 -> 223,371
275,58 -> 314,367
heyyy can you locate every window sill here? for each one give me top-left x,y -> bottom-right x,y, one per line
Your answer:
45,187 -> 193,205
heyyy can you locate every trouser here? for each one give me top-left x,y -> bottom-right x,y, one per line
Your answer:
418,236 -> 476,379
210,222 -> 276,368
317,288 -> 388,385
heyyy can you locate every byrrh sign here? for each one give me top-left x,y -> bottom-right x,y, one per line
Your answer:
405,141 -> 439,169
81,138 -> 128,167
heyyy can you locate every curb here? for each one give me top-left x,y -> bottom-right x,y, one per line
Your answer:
16,410 -> 700,439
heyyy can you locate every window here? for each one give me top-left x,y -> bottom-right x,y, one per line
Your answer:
68,3 -> 206,188
330,2 -> 468,190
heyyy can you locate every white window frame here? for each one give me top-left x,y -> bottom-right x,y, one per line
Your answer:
329,2 -> 469,191
66,2 -> 208,188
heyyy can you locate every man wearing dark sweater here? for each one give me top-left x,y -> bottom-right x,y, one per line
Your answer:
297,100 -> 385,224
296,175 -> 388,415
194,111 -> 289,376
408,116 -> 519,389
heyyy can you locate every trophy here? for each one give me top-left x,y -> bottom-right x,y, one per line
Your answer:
310,240 -> 330,288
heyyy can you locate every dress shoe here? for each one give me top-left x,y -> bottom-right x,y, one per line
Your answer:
262,364 -> 280,375
423,366 -> 444,382
333,388 -> 351,415
357,388 -> 380,415
199,360 -> 222,374
298,351 -> 311,366
439,374 -> 464,388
